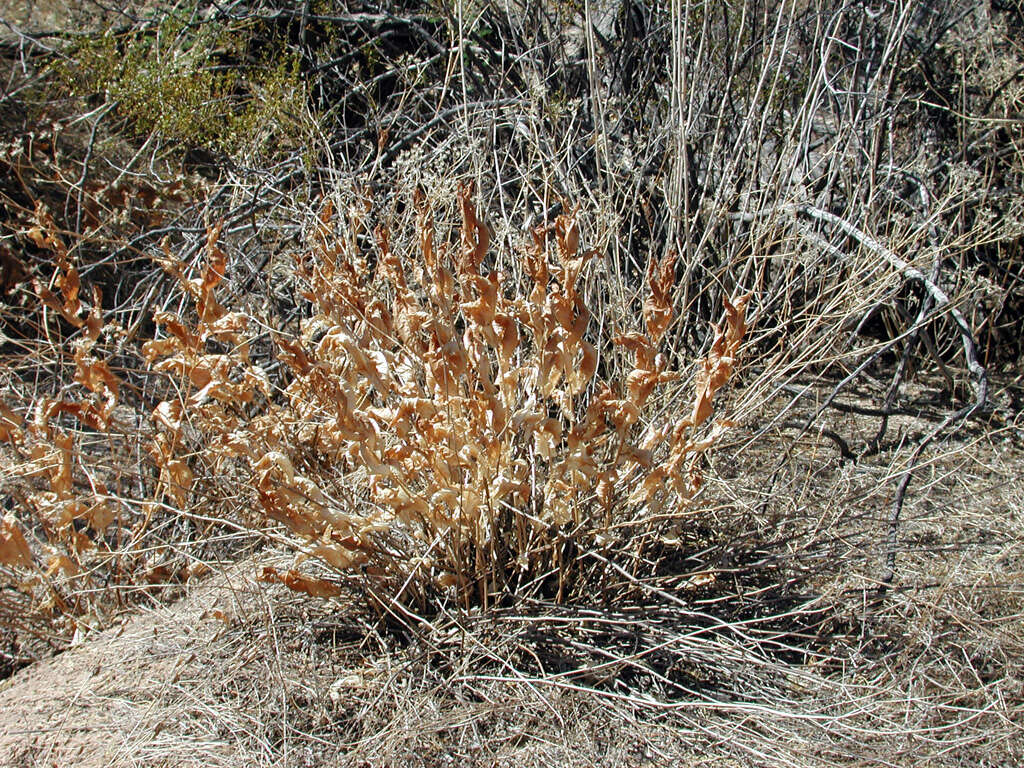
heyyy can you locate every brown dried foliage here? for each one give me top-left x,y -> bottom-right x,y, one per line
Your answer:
1,184 -> 746,626
1,204 -> 170,647
138,183 -> 748,609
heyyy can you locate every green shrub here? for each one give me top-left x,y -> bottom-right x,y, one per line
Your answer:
51,12 -> 308,158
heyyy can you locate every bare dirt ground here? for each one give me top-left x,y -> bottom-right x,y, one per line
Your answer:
0,558 -> 291,767
0,0 -> 154,33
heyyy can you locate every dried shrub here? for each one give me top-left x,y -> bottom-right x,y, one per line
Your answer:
0,201 -> 235,662
140,182 -> 748,612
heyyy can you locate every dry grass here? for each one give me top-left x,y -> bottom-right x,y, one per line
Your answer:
2,0 -> 1024,765
3,416 -> 1020,767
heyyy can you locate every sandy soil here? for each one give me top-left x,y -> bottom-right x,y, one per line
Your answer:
0,560 -> 285,767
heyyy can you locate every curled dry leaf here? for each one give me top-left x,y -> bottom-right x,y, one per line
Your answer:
152,400 -> 184,441
0,400 -> 24,444
35,280 -> 83,328
46,552 -> 81,578
260,566 -> 343,598
458,182 -> 489,272
29,204 -> 68,258
73,346 -> 120,402
50,432 -> 74,499
0,516 -> 34,570
690,294 -> 750,430
84,499 -> 117,532
643,251 -> 676,345
150,435 -> 193,508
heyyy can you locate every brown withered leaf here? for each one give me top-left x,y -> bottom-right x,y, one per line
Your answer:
313,544 -> 367,571
595,469 -> 618,509
35,279 -> 84,328
56,262 -> 80,314
0,401 -> 24,444
260,566 -> 343,598
258,490 -> 323,539
596,389 -> 640,435
689,294 -> 750,428
555,212 -> 580,262
376,226 -> 409,290
682,571 -> 717,590
0,516 -> 34,569
537,335 -> 565,396
152,312 -> 201,350
83,285 -> 104,344
51,432 -> 74,499
51,399 -> 114,432
27,223 -> 67,260
725,293 -> 749,342
30,397 -> 61,437
151,438 -> 193,508
32,204 -> 68,254
73,345 -> 120,401
160,459 -> 193,507
141,336 -> 183,363
458,182 -> 489,273
276,335 -> 313,375
192,222 -> 229,324
202,311 -> 249,344
553,214 -> 599,299
152,400 -> 184,439
524,226 -> 550,309
628,465 -> 670,506
376,486 -> 430,523
67,526 -> 95,556
462,272 -> 499,331
155,237 -> 190,290
612,332 -> 656,372
567,341 -> 597,395
319,199 -> 335,230
492,315 -> 519,370
84,499 -> 117,532
626,368 -> 680,408
46,553 -> 81,578
643,251 -> 676,345
203,222 -> 228,291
